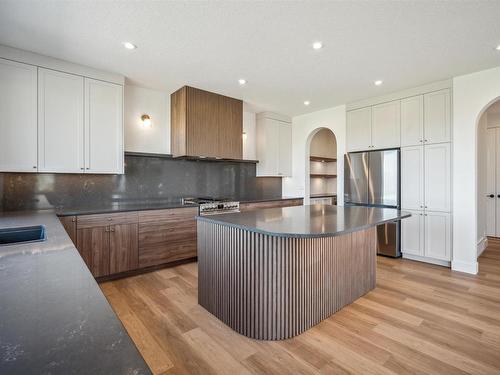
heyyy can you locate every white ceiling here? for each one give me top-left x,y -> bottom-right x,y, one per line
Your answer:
0,1 -> 500,116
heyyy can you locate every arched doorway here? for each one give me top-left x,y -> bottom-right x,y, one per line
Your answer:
305,128 -> 337,204
476,98 -> 500,271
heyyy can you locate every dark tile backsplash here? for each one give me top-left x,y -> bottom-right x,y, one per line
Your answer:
0,155 -> 283,212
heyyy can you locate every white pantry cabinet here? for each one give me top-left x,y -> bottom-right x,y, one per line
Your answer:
0,58 -> 38,172
424,211 -> 451,261
401,210 -> 424,256
401,95 -> 424,147
347,107 -> 372,151
401,145 -> 424,210
424,142 -> 451,212
85,79 -> 124,174
256,114 -> 291,177
38,68 -> 84,173
371,100 -> 400,150
424,89 -> 451,144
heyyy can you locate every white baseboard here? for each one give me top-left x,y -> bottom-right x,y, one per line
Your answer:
402,253 -> 450,267
451,260 -> 478,275
477,237 -> 488,257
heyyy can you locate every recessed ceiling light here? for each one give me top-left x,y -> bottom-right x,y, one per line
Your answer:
496,44 -> 500,51
123,42 -> 137,50
304,101 -> 310,106
374,80 -> 383,86
312,42 -> 323,50
238,79 -> 247,85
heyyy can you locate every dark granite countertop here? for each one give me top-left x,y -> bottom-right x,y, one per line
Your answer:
197,205 -> 411,238
56,197 -> 304,216
0,210 -> 151,374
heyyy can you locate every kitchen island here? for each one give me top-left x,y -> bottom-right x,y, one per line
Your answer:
197,204 -> 410,340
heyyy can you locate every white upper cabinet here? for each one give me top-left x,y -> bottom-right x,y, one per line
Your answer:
401,209 -> 424,256
424,142 -> 451,212
424,211 -> 451,261
256,114 -> 291,177
0,58 -> 37,172
38,68 -> 84,173
401,95 -> 424,147
371,100 -> 400,149
347,107 -> 371,151
277,122 -> 292,176
85,78 -> 124,174
424,89 -> 451,144
401,145 -> 424,210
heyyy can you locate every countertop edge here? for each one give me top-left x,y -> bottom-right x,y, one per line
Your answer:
196,211 -> 412,238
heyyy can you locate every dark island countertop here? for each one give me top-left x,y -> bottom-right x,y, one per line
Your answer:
197,204 -> 410,238
0,210 -> 151,374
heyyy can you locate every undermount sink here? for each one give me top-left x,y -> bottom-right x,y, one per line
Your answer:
0,225 -> 46,246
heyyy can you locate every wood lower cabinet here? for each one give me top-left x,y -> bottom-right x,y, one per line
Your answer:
239,198 -> 303,211
77,225 -> 110,277
110,223 -> 139,274
138,207 -> 198,268
59,216 -> 77,244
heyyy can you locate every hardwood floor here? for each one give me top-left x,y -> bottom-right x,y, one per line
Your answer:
100,240 -> 500,375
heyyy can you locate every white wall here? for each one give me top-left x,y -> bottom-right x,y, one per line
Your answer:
243,108 -> 256,160
282,105 -> 346,203
453,65 -> 500,274
476,112 -> 487,248
124,85 -> 170,154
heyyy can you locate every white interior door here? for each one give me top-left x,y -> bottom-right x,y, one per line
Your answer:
424,211 -> 451,261
347,107 -> 372,151
401,95 -> 424,147
0,58 -> 38,172
38,68 -> 84,173
424,89 -> 451,144
486,128 -> 496,236
424,143 -> 451,212
401,146 -> 424,210
84,78 -> 123,174
371,100 -> 400,149
401,210 -> 424,256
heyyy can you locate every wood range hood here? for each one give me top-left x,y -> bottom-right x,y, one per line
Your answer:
170,86 -> 247,161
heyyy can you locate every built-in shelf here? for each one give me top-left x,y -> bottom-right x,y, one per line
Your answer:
309,156 -> 337,163
310,174 -> 337,178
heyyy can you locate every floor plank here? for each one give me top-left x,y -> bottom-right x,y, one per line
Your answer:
100,239 -> 500,374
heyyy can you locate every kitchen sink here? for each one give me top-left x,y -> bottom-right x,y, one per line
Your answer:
0,225 -> 46,246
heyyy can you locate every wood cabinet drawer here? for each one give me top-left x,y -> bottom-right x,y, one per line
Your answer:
139,217 -> 197,268
138,207 -> 198,224
77,211 -> 138,228
240,199 -> 303,211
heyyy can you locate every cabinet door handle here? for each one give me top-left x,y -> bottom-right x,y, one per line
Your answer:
488,194 -> 495,198
497,195 -> 500,198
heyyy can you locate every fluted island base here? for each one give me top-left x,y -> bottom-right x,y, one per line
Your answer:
197,221 -> 377,340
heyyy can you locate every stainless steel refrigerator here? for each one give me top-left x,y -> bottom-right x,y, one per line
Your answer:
344,149 -> 401,257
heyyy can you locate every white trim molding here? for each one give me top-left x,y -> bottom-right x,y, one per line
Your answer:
402,254 -> 450,268
451,260 -> 478,274
477,236 -> 488,257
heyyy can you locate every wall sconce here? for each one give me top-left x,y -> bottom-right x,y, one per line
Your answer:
141,114 -> 152,128
242,131 -> 247,140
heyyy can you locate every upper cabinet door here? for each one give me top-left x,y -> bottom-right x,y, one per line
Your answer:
401,146 -> 424,210
256,118 -> 279,176
38,68 -> 84,173
401,95 -> 424,147
278,122 -> 292,176
424,143 -> 451,212
371,100 -> 400,150
347,107 -> 372,152
424,89 -> 451,144
85,78 -> 124,174
0,58 -> 38,172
